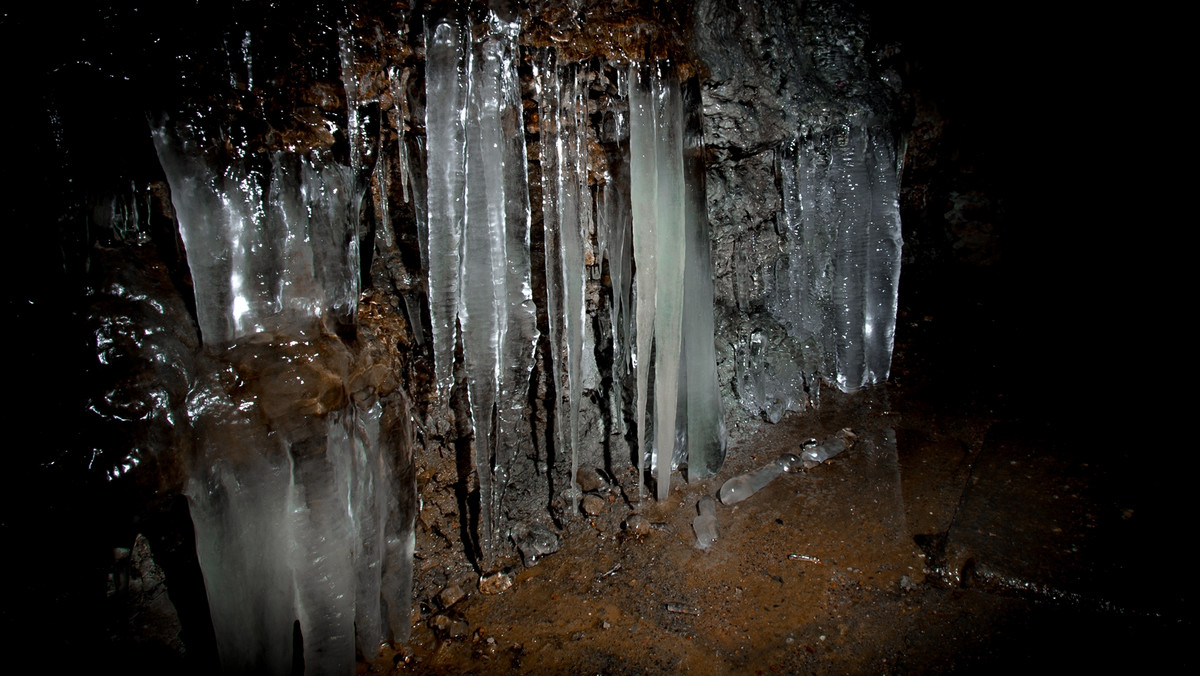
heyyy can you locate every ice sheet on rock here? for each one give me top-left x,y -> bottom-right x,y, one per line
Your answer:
152,124 -> 359,348
186,352 -> 409,673
769,124 -> 903,392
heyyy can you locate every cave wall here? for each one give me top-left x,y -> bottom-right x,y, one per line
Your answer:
2,0 -> 912,665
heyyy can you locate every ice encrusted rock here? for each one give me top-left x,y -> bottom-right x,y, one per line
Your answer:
151,123 -> 359,350
770,126 -> 903,392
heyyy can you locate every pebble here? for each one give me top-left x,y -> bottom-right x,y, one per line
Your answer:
576,466 -> 607,493
429,614 -> 452,636
624,514 -> 651,536
479,571 -> 513,595
437,584 -> 465,608
582,493 -> 606,515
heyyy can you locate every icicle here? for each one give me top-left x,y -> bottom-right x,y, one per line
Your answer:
628,62 -> 658,501
424,14 -> 469,396
535,50 -> 569,505
560,63 -> 589,510
599,68 -> 633,439
864,129 -> 902,385
491,15 -> 539,542
649,62 -> 686,503
426,9 -> 536,563
681,77 -> 727,479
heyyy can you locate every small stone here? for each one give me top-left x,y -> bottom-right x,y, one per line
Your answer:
624,514 -> 651,536
899,575 -> 915,592
429,614 -> 452,636
437,584 -> 465,608
581,493 -> 606,516
601,621 -> 611,630
479,571 -> 513,595
576,465 -> 606,493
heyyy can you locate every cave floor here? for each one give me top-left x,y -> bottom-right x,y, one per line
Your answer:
371,267 -> 1191,674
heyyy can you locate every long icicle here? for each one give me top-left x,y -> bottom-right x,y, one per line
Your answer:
628,62 -> 658,501
650,61 -> 686,503
424,13 -> 469,397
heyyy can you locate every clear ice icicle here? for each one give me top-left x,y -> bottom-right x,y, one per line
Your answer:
424,14 -> 469,396
692,495 -> 718,550
718,453 -> 800,505
681,77 -> 727,479
426,10 -> 536,562
628,62 -> 658,500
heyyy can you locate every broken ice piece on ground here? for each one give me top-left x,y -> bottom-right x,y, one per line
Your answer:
719,453 -> 801,505
693,496 -> 718,550
800,428 -> 857,469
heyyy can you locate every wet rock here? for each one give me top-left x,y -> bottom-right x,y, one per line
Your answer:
437,584 -> 465,609
449,619 -> 470,640
511,522 -> 561,566
576,465 -> 606,493
478,571 -> 513,595
581,493 -> 606,516
624,514 -> 651,536
429,614 -> 453,637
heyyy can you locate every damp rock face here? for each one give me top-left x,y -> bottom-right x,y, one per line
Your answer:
22,0 -> 906,670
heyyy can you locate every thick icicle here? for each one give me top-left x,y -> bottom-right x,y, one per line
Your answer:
559,63 -> 589,510
426,9 -> 537,562
424,15 -> 469,396
491,15 -> 539,540
628,62 -> 658,501
681,77 -> 727,479
461,13 -> 537,563
864,129 -> 903,384
536,52 -> 589,509
598,68 -> 633,439
649,62 -> 686,503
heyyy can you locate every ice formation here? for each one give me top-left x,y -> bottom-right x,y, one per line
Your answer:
692,496 -> 719,550
154,111 -> 415,673
770,125 -> 904,392
425,9 -> 539,564
718,452 -> 801,505
424,18 -> 728,518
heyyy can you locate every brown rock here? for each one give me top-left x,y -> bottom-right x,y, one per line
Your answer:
581,493 -> 606,516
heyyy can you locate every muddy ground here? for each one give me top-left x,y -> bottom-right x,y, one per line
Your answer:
366,265 -> 1191,674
